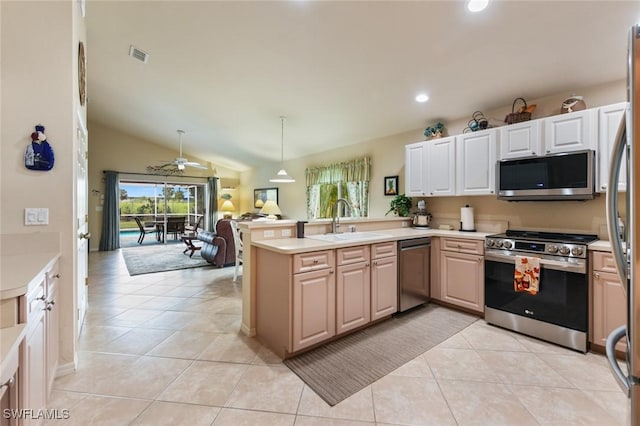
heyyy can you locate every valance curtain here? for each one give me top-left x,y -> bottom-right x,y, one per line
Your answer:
305,157 -> 370,219
99,170 -> 120,251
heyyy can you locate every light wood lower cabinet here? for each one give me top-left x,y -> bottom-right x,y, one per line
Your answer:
371,243 -> 398,321
440,238 -> 484,313
256,241 -> 399,358
23,316 -> 46,426
591,251 -> 626,351
293,267 -> 336,352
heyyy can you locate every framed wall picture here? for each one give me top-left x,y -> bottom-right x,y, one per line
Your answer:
384,176 -> 399,196
254,187 -> 279,208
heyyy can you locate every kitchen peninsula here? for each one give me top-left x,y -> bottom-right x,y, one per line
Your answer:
238,218 -> 492,358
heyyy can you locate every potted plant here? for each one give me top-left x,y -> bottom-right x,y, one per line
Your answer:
424,122 -> 445,139
385,194 -> 412,217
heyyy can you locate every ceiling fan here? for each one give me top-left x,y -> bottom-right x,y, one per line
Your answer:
161,130 -> 208,170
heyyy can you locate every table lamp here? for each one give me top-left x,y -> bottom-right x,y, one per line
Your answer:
221,199 -> 235,219
255,199 -> 264,209
259,200 -> 281,220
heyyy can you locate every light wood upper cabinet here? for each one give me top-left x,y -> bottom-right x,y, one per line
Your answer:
440,237 -> 484,313
543,108 -> 596,154
405,141 -> 429,197
426,136 -> 456,196
499,119 -> 543,159
597,102 -> 629,193
456,129 -> 498,196
591,251 -> 627,352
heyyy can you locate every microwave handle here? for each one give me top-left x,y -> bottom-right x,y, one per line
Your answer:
605,112 -> 628,294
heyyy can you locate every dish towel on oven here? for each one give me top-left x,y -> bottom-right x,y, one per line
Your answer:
514,255 -> 540,295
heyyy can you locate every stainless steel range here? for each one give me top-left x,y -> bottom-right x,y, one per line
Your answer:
484,230 -> 598,352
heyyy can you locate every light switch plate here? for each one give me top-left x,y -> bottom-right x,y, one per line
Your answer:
25,208 -> 49,225
281,229 -> 291,237
264,230 -> 275,238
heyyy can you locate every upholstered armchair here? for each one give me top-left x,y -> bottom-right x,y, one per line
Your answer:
197,219 -> 237,267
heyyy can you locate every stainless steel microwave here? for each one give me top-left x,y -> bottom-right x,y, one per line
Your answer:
497,150 -> 596,201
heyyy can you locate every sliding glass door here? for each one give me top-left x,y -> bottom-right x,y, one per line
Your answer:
119,179 -> 206,245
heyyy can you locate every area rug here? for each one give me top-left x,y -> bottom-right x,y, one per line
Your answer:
284,304 -> 478,406
121,244 -> 211,275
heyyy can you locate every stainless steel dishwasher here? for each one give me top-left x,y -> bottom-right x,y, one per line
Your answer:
398,238 -> 431,312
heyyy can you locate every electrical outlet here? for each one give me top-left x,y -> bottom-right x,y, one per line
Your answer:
264,230 -> 275,238
402,221 -> 408,227
281,229 -> 291,237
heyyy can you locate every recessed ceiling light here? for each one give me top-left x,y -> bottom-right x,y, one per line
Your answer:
467,0 -> 489,12
415,94 -> 429,103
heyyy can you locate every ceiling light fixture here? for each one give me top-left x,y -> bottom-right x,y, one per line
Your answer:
269,116 -> 295,183
415,94 -> 429,103
467,0 -> 489,12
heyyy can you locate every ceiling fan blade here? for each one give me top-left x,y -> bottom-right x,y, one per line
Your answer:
185,162 -> 208,169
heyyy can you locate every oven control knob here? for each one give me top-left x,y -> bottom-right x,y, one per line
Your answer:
486,240 -> 494,248
495,240 -> 503,248
548,245 -> 559,253
502,240 -> 513,249
559,246 -> 570,255
571,247 -> 584,256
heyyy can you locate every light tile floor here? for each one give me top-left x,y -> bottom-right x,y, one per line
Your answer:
47,249 -> 630,425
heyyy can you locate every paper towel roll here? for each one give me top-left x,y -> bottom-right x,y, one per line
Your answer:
460,206 -> 475,231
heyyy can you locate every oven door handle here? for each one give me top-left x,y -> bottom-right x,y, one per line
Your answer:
484,251 -> 586,274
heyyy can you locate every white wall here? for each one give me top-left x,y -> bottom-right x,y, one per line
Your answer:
1,0 -> 83,370
87,121 -> 241,251
240,79 -> 627,236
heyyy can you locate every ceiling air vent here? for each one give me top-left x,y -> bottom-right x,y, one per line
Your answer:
128,45 -> 149,63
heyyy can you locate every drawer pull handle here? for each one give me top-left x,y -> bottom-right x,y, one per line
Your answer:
313,259 -> 319,264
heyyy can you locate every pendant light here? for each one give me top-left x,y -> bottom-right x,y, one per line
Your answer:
269,116 -> 295,183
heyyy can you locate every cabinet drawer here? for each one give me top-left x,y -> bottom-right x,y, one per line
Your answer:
372,241 -> 397,259
441,238 -> 484,255
592,251 -> 618,274
25,278 -> 46,325
337,245 -> 370,266
294,250 -> 334,274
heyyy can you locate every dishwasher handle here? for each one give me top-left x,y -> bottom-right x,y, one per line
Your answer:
399,238 -> 431,250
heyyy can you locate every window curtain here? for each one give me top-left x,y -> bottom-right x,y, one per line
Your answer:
206,177 -> 218,231
305,157 -> 370,219
99,170 -> 120,251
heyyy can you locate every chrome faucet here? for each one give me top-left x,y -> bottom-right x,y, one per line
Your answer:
331,198 -> 353,234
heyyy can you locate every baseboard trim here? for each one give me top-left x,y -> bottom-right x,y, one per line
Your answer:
241,323 -> 255,337
55,361 -> 77,378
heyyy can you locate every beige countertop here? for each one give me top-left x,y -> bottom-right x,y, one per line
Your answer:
0,324 -> 26,381
588,240 -> 612,252
252,228 -> 491,254
1,252 -> 60,300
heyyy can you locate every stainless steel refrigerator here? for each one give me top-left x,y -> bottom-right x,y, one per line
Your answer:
606,23 -> 640,425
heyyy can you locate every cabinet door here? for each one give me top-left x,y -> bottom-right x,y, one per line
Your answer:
371,255 -> 398,321
597,102 -> 629,193
23,315 -> 46,426
499,119 -> 543,159
46,280 -> 59,392
405,141 -> 428,196
544,109 -> 596,154
441,251 -> 484,313
592,270 -> 627,351
456,129 -> 497,196
336,261 -> 371,334
426,136 -> 456,196
292,268 -> 336,352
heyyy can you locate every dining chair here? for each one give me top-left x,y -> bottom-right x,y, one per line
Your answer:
229,220 -> 243,282
133,217 -> 157,244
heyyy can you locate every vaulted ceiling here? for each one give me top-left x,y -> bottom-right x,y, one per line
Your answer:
86,1 -> 639,171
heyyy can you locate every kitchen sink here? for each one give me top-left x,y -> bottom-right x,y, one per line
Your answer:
305,232 -> 391,242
